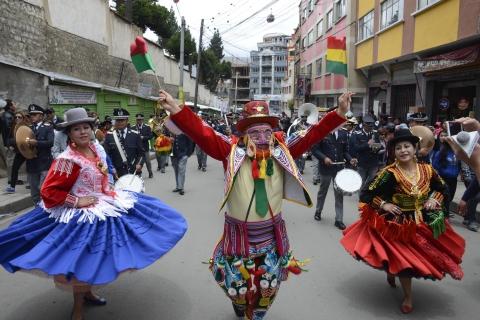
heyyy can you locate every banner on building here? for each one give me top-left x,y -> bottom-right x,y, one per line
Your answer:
48,85 -> 96,105
253,94 -> 282,101
414,44 -> 480,73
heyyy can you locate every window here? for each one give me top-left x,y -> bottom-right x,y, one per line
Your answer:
358,11 -> 374,41
326,10 -> 333,29
300,66 -> 305,75
302,37 -> 306,49
417,0 -> 439,10
309,0 -> 314,12
306,63 -> 312,77
303,8 -> 308,19
308,30 -> 314,46
315,58 -> 322,76
380,0 -> 402,30
334,0 -> 346,20
317,19 -> 323,38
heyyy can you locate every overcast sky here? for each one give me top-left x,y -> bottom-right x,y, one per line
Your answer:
111,0 -> 299,59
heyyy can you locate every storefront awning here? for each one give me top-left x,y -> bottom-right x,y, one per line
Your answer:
414,44 -> 480,73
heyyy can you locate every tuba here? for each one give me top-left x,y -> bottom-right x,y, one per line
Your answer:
287,103 -> 319,137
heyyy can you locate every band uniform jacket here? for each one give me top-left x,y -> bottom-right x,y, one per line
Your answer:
312,130 -> 352,176
171,134 -> 195,158
26,121 -> 54,173
104,128 -> 144,176
350,129 -> 383,169
135,124 -> 153,152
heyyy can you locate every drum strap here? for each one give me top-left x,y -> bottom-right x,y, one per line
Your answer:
113,129 -> 128,164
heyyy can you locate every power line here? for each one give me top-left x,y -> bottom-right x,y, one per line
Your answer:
221,0 -> 280,35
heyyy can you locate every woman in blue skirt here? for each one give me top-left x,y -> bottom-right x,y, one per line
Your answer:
0,107 -> 187,319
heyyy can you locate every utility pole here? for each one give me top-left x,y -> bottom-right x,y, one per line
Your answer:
179,16 -> 185,104
234,71 -> 239,113
194,19 -> 204,108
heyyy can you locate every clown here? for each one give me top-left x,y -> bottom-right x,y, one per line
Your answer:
159,90 -> 352,320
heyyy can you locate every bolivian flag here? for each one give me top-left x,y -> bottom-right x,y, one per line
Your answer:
130,36 -> 155,73
326,36 -> 348,77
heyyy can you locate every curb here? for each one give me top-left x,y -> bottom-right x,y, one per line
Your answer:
0,194 -> 32,216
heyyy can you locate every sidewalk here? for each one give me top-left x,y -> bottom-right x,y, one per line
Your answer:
0,173 -> 33,216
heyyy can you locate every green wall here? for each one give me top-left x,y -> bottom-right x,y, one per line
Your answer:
51,90 -> 156,125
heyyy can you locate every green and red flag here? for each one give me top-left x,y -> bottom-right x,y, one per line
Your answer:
130,36 -> 155,73
326,36 -> 348,77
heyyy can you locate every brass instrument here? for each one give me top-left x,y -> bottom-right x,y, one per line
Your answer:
411,125 -> 435,153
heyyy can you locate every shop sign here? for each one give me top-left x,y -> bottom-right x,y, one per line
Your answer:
48,85 -> 96,104
253,94 -> 282,101
439,98 -> 449,110
414,44 -> 480,73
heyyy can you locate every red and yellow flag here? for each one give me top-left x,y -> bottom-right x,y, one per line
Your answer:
326,36 -> 347,77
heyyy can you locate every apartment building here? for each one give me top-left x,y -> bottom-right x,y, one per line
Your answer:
355,0 -> 480,121
249,33 -> 290,115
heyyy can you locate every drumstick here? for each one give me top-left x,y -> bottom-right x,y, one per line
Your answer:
128,156 -> 144,185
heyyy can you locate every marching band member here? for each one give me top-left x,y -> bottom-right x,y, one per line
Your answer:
159,89 -> 351,320
0,107 -> 187,320
104,108 -> 144,177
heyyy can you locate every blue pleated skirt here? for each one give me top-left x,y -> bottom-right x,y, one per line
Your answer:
0,193 -> 187,286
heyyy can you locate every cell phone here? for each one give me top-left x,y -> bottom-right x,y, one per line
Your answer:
446,121 -> 462,136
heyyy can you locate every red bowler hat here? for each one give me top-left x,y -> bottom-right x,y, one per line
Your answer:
236,101 -> 279,133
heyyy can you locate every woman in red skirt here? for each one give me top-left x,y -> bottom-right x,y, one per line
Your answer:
341,129 -> 465,314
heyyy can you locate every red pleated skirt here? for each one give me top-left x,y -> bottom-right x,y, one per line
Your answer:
341,207 -> 465,280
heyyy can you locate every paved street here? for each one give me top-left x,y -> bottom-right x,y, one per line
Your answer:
1,158 -> 479,320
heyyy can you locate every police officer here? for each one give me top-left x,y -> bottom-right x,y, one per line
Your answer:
135,113 -> 154,178
312,129 -> 353,230
26,104 -> 54,205
104,108 -> 144,178
350,114 -> 383,187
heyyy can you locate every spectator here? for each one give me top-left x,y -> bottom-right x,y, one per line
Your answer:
4,110 -> 29,193
1,99 -> 16,183
432,131 -> 460,214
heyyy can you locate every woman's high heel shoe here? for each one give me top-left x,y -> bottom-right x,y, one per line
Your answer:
387,274 -> 396,288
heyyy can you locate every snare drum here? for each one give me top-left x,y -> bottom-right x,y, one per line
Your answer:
114,174 -> 145,193
333,169 -> 362,196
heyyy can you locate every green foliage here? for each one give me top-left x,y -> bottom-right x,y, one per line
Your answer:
114,0 -> 195,59
164,28 -> 197,62
209,29 -> 224,60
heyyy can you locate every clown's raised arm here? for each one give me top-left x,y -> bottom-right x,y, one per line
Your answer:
160,90 -> 352,161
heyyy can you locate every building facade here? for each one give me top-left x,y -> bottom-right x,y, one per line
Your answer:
295,0 -> 367,116
249,33 -> 290,115
354,0 -> 480,121
281,38 -> 296,115
226,57 -> 250,112
0,0 -> 212,121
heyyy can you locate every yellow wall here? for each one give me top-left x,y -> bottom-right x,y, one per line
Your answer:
414,0 -> 460,52
358,0 -> 375,18
356,39 -> 374,68
377,23 -> 403,62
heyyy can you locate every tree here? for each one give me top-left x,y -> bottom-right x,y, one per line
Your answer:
209,29 -> 224,60
115,0 -> 177,42
164,28 -> 197,63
